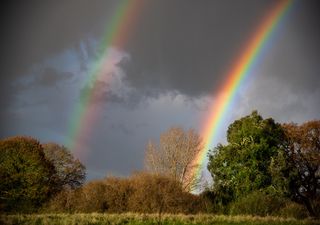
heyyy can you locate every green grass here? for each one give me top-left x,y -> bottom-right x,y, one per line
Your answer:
1,213 -> 319,225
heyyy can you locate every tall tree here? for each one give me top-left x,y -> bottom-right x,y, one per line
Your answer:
43,143 -> 85,191
207,111 -> 285,202
0,137 -> 55,212
272,121 -> 320,217
145,127 -> 203,191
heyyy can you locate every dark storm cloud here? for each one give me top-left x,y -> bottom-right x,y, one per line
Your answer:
122,0 -> 277,97
0,0 -> 118,79
2,0 -> 319,102
34,67 -> 74,88
121,0 -> 320,99
263,1 -> 320,93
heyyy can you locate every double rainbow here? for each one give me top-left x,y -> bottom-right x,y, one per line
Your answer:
191,0 -> 294,182
66,0 -> 294,185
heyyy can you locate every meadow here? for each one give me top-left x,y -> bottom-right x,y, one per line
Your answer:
1,213 -> 319,225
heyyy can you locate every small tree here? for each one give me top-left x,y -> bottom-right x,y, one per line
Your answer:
145,127 -> 203,191
43,143 -> 85,191
0,137 -> 55,212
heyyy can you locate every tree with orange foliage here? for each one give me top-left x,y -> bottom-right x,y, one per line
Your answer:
274,121 -> 320,217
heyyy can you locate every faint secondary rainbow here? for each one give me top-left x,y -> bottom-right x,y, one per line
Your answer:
66,0 -> 144,159
191,0 -> 294,182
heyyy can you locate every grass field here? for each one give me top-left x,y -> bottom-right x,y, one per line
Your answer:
1,213 -> 319,225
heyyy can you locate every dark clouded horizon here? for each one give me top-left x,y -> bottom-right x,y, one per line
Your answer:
1,0 -> 319,180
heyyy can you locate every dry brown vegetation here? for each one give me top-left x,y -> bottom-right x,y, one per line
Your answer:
45,172 -> 209,215
145,127 -> 203,191
1,213 -> 319,225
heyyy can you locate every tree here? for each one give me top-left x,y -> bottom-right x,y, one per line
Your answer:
272,121 -> 320,217
207,111 -> 285,203
0,137 -> 55,212
144,127 -> 203,191
43,143 -> 85,191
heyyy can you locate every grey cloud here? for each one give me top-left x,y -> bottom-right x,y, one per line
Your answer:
79,78 -> 150,109
122,0 -> 277,97
34,67 -> 74,88
120,0 -> 320,100
2,1 -> 319,103
80,80 -> 110,104
0,0 -> 118,127
234,73 -> 320,125
0,1 -> 118,79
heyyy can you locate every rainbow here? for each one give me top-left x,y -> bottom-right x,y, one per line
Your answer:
66,0 -> 144,159
191,0 -> 294,182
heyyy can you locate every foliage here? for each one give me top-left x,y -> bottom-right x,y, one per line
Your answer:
278,202 -> 309,219
1,213 -> 319,225
145,127 -> 203,191
43,143 -> 86,191
229,189 -> 287,216
271,121 -> 320,217
207,111 -> 285,204
0,137 -> 55,212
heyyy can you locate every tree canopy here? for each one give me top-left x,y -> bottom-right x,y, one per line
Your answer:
271,121 -> 320,217
0,137 -> 55,212
43,143 -> 85,191
0,137 -> 86,213
207,111 -> 285,202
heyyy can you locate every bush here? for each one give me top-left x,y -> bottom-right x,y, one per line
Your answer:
128,172 -> 186,213
229,190 -> 286,216
103,177 -> 133,213
44,188 -> 82,213
277,202 -> 309,219
76,181 -> 108,212
45,172 -> 206,214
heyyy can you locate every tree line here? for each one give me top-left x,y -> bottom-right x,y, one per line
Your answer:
207,111 -> 320,217
0,111 -> 319,218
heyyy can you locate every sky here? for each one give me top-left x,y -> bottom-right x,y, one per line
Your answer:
1,0 -> 319,181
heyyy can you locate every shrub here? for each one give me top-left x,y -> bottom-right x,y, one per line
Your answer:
45,189 -> 82,213
45,172 -> 207,214
278,202 -> 309,219
103,177 -> 133,213
128,172 -> 185,213
76,181 -> 108,212
229,190 -> 286,216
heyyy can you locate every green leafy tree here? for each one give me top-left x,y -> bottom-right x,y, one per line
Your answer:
207,111 -> 285,205
43,143 -> 85,191
0,137 -> 55,212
